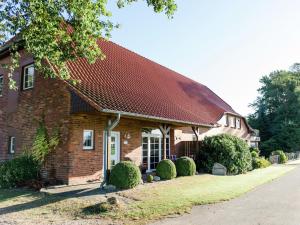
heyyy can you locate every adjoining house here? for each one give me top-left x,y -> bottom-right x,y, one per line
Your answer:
0,40 -> 259,184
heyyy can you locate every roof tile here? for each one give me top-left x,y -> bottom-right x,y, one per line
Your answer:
67,40 -> 237,126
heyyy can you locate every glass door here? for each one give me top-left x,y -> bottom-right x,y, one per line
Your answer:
142,128 -> 170,172
150,136 -> 161,170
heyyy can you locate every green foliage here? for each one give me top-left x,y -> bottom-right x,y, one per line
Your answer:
82,202 -> 114,215
251,151 -> 259,159
109,161 -> 141,189
252,157 -> 271,169
31,120 -> 59,165
0,153 -> 40,188
248,69 -> 300,156
156,159 -> 176,180
250,149 -> 270,169
249,147 -> 260,154
197,134 -> 252,175
175,157 -> 196,176
272,150 -> 288,164
0,0 -> 177,88
146,174 -> 154,183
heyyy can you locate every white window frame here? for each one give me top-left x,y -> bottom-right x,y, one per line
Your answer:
83,130 -> 94,150
229,116 -> 236,128
236,118 -> 241,129
9,137 -> 16,154
0,75 -> 3,97
23,64 -> 35,90
142,129 -> 171,172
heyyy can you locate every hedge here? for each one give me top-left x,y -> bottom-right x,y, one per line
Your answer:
197,134 -> 252,174
0,153 -> 40,188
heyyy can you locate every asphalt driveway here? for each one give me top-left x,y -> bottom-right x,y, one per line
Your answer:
152,162 -> 300,225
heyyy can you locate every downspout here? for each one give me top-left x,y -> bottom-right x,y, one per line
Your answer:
101,113 -> 121,187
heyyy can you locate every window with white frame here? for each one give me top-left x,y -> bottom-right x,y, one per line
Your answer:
9,137 -> 16,154
229,116 -> 236,128
23,64 -> 35,90
236,118 -> 241,129
83,130 -> 94,150
0,75 -> 3,96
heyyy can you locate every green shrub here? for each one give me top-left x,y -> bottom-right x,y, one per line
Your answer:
146,174 -> 153,183
0,153 -> 40,188
249,147 -> 260,155
272,150 -> 288,164
251,151 -> 259,159
175,157 -> 196,176
156,159 -> 176,180
252,157 -> 271,169
109,161 -> 141,189
197,134 -> 252,174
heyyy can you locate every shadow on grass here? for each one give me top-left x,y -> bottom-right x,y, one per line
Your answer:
0,187 -> 107,216
0,189 -> 37,202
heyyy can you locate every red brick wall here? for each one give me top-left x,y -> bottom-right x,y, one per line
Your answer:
0,50 -> 71,182
66,114 -> 176,184
0,51 -> 179,185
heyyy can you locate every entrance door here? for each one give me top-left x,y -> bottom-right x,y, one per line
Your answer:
110,132 -> 120,167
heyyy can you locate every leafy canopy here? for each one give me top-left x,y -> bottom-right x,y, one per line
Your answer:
0,0 -> 177,88
248,64 -> 300,156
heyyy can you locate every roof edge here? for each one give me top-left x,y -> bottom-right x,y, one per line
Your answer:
101,109 -> 214,128
64,81 -> 213,128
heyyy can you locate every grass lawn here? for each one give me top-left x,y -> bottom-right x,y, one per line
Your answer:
0,164 -> 296,225
107,164 -> 295,223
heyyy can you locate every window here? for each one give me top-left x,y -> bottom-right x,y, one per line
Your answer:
236,118 -> 241,129
9,137 -> 16,154
229,116 -> 236,128
142,128 -> 171,172
23,64 -> 35,90
83,130 -> 94,150
0,75 -> 3,96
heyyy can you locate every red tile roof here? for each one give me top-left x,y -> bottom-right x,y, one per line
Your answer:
66,40 -> 238,126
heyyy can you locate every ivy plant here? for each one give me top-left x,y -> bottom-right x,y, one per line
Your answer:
31,119 -> 60,165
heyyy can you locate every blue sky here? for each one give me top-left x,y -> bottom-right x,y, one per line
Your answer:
107,0 -> 300,116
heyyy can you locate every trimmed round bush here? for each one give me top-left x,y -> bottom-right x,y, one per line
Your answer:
156,159 -> 176,180
197,134 -> 252,175
175,157 -> 196,176
0,153 -> 40,188
146,174 -> 153,183
109,161 -> 141,189
272,150 -> 288,164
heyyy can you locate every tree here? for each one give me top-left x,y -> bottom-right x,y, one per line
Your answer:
0,0 -> 177,88
248,67 -> 300,156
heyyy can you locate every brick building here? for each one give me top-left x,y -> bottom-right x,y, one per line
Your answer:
0,40 -> 258,184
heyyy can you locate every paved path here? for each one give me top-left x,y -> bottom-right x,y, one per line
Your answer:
152,163 -> 300,225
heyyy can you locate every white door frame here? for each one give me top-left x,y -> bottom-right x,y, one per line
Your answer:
103,131 -> 120,172
110,131 -> 120,165
143,133 -> 161,172
142,132 -> 170,172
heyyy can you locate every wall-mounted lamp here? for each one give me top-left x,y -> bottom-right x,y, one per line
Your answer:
124,132 -> 131,140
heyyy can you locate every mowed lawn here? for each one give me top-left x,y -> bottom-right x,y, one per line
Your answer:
0,164 -> 296,225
